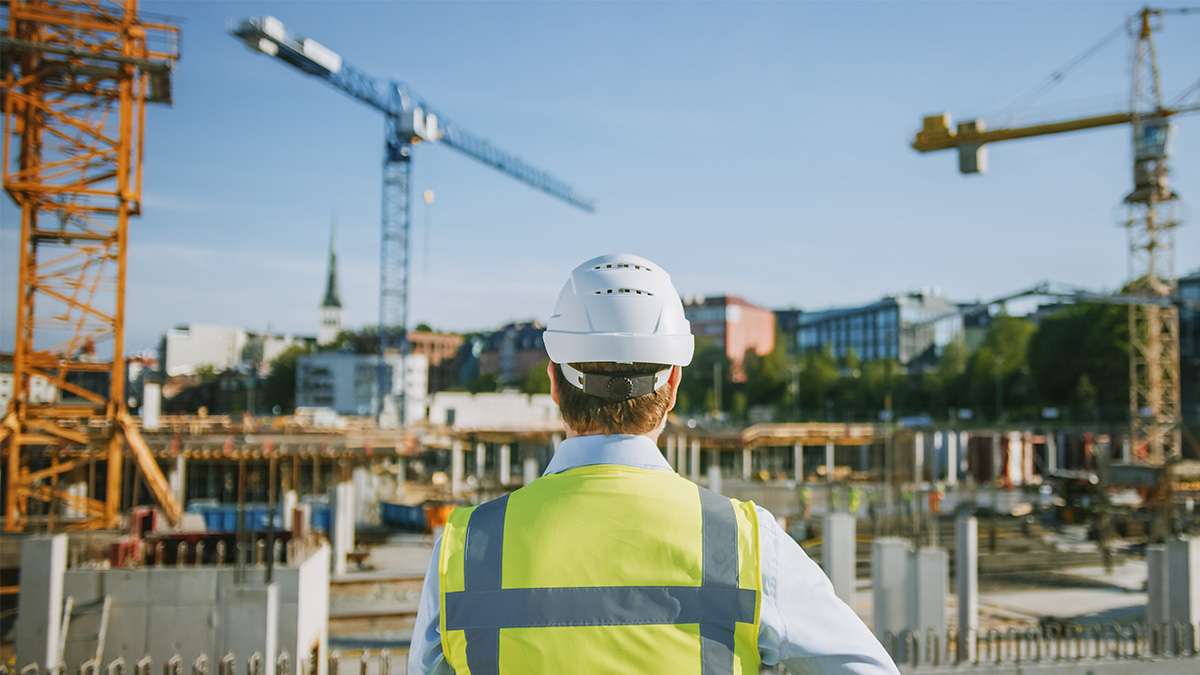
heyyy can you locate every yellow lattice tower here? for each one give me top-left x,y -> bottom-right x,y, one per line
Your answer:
1,0 -> 180,530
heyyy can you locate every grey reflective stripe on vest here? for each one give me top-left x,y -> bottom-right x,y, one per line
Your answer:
448,486 -> 750,674
698,488 -> 740,675
462,494 -> 509,675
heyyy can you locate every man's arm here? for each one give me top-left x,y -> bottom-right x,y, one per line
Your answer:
756,506 -> 900,675
408,536 -> 454,675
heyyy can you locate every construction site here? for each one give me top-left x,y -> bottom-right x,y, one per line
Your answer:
2,1 -> 1200,674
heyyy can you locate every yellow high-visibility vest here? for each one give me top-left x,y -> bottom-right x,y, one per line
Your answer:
438,464 -> 762,674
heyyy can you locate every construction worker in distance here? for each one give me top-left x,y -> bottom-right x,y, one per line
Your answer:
408,253 -> 899,674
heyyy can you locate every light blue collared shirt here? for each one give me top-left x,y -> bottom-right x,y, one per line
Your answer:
408,434 -> 899,675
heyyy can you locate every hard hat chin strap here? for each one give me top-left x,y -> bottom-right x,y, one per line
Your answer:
559,363 -> 672,401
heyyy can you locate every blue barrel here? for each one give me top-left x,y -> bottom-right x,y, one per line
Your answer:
310,503 -> 331,532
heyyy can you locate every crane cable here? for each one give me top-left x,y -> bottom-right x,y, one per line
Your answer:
993,17 -> 1127,124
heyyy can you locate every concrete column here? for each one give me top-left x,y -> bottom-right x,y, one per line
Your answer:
1122,436 -> 1132,463
499,444 -> 512,486
822,512 -> 856,603
552,432 -> 563,450
872,537 -> 911,639
913,431 -> 925,484
959,431 -> 969,479
666,435 -> 677,469
931,431 -> 943,483
1147,544 -> 1170,625
143,379 -> 162,430
451,440 -> 465,498
475,442 -> 487,478
64,481 -> 87,520
522,447 -> 538,485
352,465 -> 371,524
793,443 -> 804,482
1168,537 -> 1200,625
281,490 -> 298,530
331,481 -> 354,576
707,464 -> 723,496
1046,432 -> 1058,475
859,443 -> 870,472
955,515 -> 978,660
676,435 -> 687,474
1006,431 -> 1024,486
911,548 -> 949,639
990,433 -> 1002,485
945,431 -> 958,487
16,535 -> 67,669
690,439 -> 701,483
825,441 -> 835,482
169,453 -> 187,507
742,447 -> 753,481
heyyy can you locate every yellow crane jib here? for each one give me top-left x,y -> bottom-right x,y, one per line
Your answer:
910,107 -> 1198,174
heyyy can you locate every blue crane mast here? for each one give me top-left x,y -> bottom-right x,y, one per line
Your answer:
231,16 -> 595,426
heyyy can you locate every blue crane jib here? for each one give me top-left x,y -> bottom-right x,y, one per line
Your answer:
232,15 -> 595,427
232,16 -> 595,212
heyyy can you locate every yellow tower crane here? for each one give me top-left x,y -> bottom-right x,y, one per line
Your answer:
912,6 -> 1199,465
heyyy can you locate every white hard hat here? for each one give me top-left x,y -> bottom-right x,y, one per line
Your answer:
544,253 -> 694,373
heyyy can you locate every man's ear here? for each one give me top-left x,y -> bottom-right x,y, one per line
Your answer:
665,365 -> 682,412
548,361 -> 561,406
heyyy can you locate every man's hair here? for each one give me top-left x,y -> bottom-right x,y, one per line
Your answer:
553,361 -> 673,436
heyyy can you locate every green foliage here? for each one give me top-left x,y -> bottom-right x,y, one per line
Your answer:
467,373 -> 499,394
1027,304 -> 1128,420
520,359 -> 551,395
262,343 -> 314,413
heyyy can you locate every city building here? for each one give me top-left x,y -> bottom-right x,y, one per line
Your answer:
407,330 -> 465,393
0,353 -> 58,411
318,221 -> 343,346
478,321 -> 547,385
162,324 -> 247,376
774,308 -> 804,353
295,351 -> 428,421
1181,269 -> 1200,425
683,295 -> 776,381
791,289 -> 963,368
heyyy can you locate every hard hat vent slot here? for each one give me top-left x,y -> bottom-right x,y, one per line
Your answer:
593,288 -> 655,296
594,262 -> 653,272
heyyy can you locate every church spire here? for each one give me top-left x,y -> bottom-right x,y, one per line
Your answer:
322,217 -> 341,309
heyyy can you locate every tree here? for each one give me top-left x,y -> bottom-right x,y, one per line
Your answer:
676,339 -> 730,415
797,347 -> 839,419
467,373 -> 499,393
964,315 -> 1036,421
1028,304 -> 1128,420
520,359 -> 551,395
262,343 -> 313,413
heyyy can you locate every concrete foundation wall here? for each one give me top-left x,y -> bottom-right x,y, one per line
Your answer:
16,535 -> 67,669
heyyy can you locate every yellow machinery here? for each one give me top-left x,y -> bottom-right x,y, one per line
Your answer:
912,6 -> 1199,464
0,0 -> 181,530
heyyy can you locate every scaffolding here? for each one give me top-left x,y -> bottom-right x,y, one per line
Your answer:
1,0 -> 180,530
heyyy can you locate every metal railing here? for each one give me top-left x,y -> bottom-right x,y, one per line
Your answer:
882,621 -> 1200,668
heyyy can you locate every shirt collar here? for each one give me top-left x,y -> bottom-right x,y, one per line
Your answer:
543,434 -> 673,475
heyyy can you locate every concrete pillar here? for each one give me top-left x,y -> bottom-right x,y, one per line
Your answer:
990,433 -> 1002,485
1046,432 -> 1058,475
931,431 -> 943,483
666,435 -> 677,469
872,537 -> 910,639
352,465 -> 371,524
281,490 -> 298,530
945,431 -> 958,486
859,443 -> 870,472
955,515 -> 978,660
742,447 -> 753,481
64,481 -> 87,520
825,441 -> 835,481
143,379 -> 162,430
451,440 -> 465,498
707,464 -> 723,496
911,548 -> 949,639
822,512 -> 856,603
168,453 -> 187,507
676,435 -> 687,474
552,432 -> 562,450
499,444 -> 512,486
959,431 -> 969,479
913,431 -> 925,484
1006,431 -> 1024,486
1147,544 -> 1170,625
475,441 -> 487,478
793,443 -> 804,482
522,447 -> 538,485
16,535 -> 67,669
690,438 -> 701,483
1122,436 -> 1132,463
331,481 -> 355,576
1168,537 -> 1200,625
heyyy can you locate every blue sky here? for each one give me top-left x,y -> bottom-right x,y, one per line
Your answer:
2,1 -> 1199,351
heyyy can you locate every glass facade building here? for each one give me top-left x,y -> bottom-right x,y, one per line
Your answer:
791,290 -> 963,367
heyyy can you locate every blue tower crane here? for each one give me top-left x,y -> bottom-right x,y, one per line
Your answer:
231,16 -> 594,426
